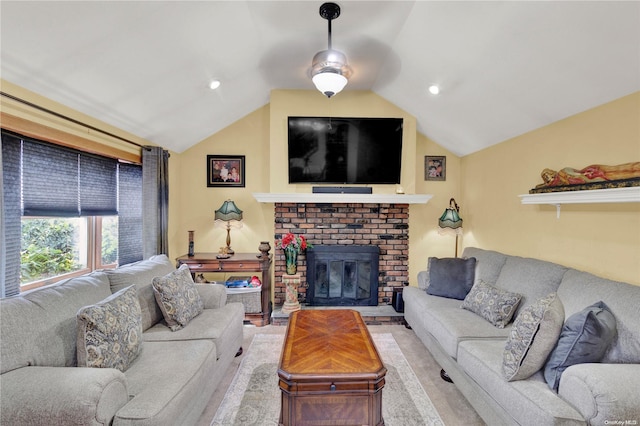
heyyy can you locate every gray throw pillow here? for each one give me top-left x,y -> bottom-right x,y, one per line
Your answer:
544,301 -> 617,391
461,280 -> 522,328
152,264 -> 204,331
503,293 -> 565,381
426,257 -> 477,300
77,286 -> 143,372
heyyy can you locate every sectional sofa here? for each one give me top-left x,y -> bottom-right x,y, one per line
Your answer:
0,255 -> 244,425
404,247 -> 640,426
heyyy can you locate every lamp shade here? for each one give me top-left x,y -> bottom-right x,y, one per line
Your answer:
214,200 -> 243,222
438,209 -> 462,229
438,198 -> 463,229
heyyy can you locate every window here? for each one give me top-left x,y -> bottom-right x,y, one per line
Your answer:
1,131 -> 142,296
19,216 -> 119,291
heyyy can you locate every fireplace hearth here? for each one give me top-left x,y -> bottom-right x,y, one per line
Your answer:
306,246 -> 379,306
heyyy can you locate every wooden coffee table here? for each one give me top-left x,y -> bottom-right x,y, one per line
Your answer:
278,309 -> 387,426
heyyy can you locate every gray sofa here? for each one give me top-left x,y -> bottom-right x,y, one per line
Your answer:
404,247 -> 640,426
0,255 -> 244,425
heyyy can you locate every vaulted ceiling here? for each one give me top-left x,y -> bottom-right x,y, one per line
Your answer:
1,1 -> 639,156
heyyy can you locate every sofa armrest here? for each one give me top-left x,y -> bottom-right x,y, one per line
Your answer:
196,283 -> 227,308
558,363 -> 640,425
0,366 -> 128,425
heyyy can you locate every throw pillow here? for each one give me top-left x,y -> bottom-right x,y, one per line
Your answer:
426,257 -> 477,300
77,285 -> 143,372
503,293 -> 564,381
544,301 -> 617,391
461,280 -> 523,328
152,264 -> 204,331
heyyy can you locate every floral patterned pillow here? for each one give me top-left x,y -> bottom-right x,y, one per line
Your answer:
77,285 -> 143,372
461,280 -> 522,328
503,292 -> 565,381
152,264 -> 204,331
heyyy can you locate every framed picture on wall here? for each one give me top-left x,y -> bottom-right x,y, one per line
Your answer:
425,156 -> 446,181
207,155 -> 246,187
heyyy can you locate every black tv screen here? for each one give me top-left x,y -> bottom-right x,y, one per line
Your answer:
288,117 -> 403,184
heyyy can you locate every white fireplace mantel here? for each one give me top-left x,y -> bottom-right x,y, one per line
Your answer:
253,192 -> 433,204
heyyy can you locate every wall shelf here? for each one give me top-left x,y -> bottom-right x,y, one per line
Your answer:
253,193 -> 432,204
519,186 -> 640,218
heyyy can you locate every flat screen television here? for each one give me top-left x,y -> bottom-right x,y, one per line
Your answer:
287,117 -> 403,184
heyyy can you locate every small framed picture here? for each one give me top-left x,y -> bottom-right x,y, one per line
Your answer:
425,156 -> 446,181
207,155 -> 245,187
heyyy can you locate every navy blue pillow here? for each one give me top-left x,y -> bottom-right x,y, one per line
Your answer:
544,301 -> 617,391
426,257 -> 477,300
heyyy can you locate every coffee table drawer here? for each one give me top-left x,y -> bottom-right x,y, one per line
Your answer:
281,394 -> 380,426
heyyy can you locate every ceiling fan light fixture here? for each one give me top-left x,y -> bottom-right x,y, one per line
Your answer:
311,2 -> 351,98
312,71 -> 348,98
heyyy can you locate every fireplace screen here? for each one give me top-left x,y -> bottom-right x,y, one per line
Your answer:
307,246 -> 379,306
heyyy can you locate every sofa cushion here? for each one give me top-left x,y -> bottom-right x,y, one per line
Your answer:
105,255 -> 176,331
115,340 -> 217,425
503,293 -> 564,381
457,339 -> 585,425
426,257 -> 477,300
152,264 -> 204,331
557,269 -> 640,364
544,301 -> 617,391
403,286 -> 511,359
461,247 -> 508,286
461,280 -> 522,328
1,272 -> 112,373
494,256 -> 567,318
77,286 -> 143,372
143,302 -> 244,359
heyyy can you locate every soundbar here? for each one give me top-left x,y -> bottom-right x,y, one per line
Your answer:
312,186 -> 373,194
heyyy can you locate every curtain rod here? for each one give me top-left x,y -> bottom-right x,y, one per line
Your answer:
1,91 -> 145,149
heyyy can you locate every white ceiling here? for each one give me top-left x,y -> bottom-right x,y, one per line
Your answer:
1,1 -> 639,156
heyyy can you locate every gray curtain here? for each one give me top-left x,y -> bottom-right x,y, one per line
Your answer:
1,140 -> 6,297
142,146 -> 169,258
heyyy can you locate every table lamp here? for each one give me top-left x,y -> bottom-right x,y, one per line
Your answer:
214,200 -> 243,255
438,198 -> 463,257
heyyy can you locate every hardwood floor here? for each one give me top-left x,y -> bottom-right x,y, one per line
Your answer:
197,323 -> 485,426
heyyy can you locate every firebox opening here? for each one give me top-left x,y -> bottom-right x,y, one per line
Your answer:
306,245 -> 380,306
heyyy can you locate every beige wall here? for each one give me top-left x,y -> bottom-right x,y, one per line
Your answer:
460,92 -> 640,285
167,105 -> 272,272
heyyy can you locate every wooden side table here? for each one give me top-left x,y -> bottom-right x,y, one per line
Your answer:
176,250 -> 272,326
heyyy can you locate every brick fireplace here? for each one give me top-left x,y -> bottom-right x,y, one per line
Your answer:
273,202 -> 409,306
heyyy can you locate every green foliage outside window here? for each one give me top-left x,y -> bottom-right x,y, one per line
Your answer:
102,216 -> 118,265
20,218 -> 82,285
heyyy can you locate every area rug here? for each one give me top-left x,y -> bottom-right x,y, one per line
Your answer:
211,333 -> 444,426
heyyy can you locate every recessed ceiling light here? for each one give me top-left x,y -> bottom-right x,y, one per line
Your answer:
209,80 -> 221,90
428,85 -> 440,95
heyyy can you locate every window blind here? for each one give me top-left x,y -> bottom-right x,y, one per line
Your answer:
118,162 -> 143,266
79,153 -> 118,216
1,133 -> 22,297
21,139 -> 118,217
